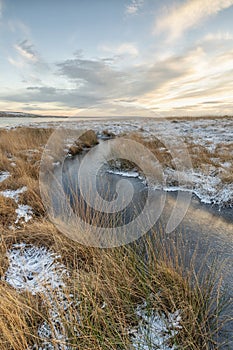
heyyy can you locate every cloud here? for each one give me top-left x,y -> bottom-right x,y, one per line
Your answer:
2,41 -> 233,117
125,0 -> 144,15
154,0 -> 233,41
136,45 -> 233,113
100,43 -> 138,57
2,52 -> 190,111
9,39 -> 49,75
3,85 -> 102,109
14,39 -> 39,62
57,57 -> 127,98
8,57 -> 25,68
55,53 -> 194,107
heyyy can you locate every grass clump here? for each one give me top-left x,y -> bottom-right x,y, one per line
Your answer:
0,224 -> 229,349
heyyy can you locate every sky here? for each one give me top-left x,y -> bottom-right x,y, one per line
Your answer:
1,0 -> 233,117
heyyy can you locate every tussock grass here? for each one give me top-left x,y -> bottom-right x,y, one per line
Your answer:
0,126 -> 231,349
128,132 -> 174,169
111,132 -> 174,171
0,127 -> 53,154
0,223 -> 229,349
69,129 -> 99,155
0,283 -> 43,350
126,132 -> 232,174
0,196 -> 17,227
0,127 -> 53,219
0,152 -> 11,172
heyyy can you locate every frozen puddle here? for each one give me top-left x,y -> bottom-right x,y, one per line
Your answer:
0,186 -> 33,224
4,243 -> 70,349
130,302 -> 181,350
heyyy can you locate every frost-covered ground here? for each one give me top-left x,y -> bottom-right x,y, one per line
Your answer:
1,117 -> 230,348
0,183 -> 33,225
3,243 -> 70,350
53,116 -> 232,207
0,171 -> 10,183
130,303 -> 181,350
162,168 -> 233,207
3,243 -> 182,350
4,244 -> 66,294
1,116 -> 232,207
107,169 -> 141,178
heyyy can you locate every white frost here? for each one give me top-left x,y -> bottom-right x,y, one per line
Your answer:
131,302 -> 182,350
4,244 -> 66,294
0,186 -> 27,202
163,169 -> 233,206
4,244 -> 71,349
15,204 -> 33,223
0,186 -> 33,224
0,171 -> 10,183
27,116 -> 232,206
107,169 -> 140,178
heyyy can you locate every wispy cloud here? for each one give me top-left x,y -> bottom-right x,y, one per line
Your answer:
9,39 -> 49,75
14,39 -> 39,62
154,0 -> 233,41
125,0 -> 144,15
3,36 -> 233,116
57,56 -> 126,99
8,57 -> 24,68
100,43 -> 138,57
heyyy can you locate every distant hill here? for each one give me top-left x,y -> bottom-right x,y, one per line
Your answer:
0,111 -> 69,118
0,111 -> 41,118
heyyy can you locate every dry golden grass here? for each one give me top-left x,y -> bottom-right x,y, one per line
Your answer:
0,221 -> 229,349
69,129 -> 99,155
0,284 -> 39,350
0,152 -> 11,172
0,196 -> 17,227
131,132 -> 174,168
0,126 -> 231,349
0,127 -> 53,155
0,127 -> 53,221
